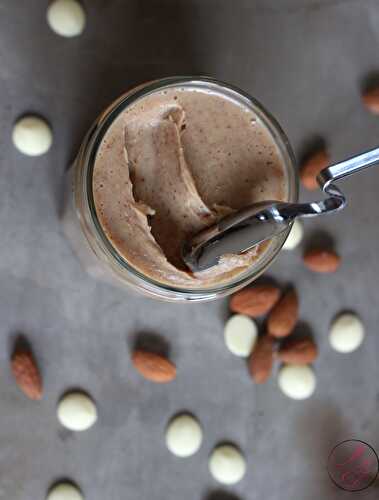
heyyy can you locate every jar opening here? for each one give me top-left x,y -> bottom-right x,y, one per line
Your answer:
79,77 -> 298,300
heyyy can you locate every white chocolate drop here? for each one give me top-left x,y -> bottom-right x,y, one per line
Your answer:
224,314 -> 258,357
166,414 -> 203,457
282,219 -> 303,250
47,482 -> 83,500
329,313 -> 365,353
12,116 -> 52,156
57,391 -> 97,431
209,444 -> 246,485
47,0 -> 86,37
278,364 -> 316,400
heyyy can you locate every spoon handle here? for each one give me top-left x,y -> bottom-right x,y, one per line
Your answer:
318,146 -> 379,191
182,146 -> 379,271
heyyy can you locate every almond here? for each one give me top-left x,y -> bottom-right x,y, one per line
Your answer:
132,350 -> 176,383
300,150 -> 330,191
278,337 -> 318,364
362,87 -> 379,114
230,284 -> 280,318
11,346 -> 42,400
303,249 -> 340,273
267,289 -> 299,338
248,335 -> 274,383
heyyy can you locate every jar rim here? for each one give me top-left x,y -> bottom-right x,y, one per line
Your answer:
81,76 -> 298,300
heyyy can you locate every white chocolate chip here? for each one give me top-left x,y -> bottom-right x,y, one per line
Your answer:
224,314 -> 258,357
12,116 -> 53,156
278,364 -> 316,400
166,414 -> 203,457
209,444 -> 246,485
329,313 -> 365,353
47,0 -> 86,38
57,391 -> 97,431
282,219 -> 303,250
47,482 -> 83,500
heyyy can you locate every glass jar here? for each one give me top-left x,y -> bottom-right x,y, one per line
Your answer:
62,77 -> 298,302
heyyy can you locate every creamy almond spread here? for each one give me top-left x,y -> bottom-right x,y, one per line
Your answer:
93,86 -> 288,288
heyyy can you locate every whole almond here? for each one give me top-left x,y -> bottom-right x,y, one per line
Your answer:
249,335 -> 274,383
132,350 -> 176,383
230,284 -> 281,318
278,337 -> 318,364
303,249 -> 340,273
267,289 -> 299,338
11,347 -> 43,400
300,150 -> 330,191
362,87 -> 379,114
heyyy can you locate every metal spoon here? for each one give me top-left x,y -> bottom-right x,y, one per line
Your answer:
183,146 -> 379,272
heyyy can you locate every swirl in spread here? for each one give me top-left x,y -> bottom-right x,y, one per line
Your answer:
93,87 -> 287,287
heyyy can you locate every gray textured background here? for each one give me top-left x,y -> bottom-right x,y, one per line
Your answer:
1,0 -> 379,499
